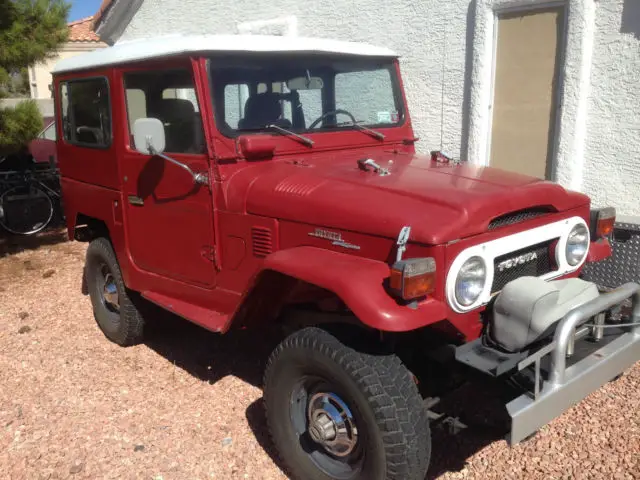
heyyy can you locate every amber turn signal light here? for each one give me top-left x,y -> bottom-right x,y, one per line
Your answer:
389,257 -> 436,301
590,207 -> 616,239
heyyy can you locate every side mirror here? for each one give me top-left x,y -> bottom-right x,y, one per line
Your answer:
133,118 -> 166,155
238,135 -> 276,159
132,117 -> 209,187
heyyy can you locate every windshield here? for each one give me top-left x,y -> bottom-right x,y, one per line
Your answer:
209,54 -> 404,138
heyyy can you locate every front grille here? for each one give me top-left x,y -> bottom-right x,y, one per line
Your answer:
488,207 -> 552,231
491,240 -> 555,293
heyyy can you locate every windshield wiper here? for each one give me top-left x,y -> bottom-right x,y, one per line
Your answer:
336,121 -> 385,141
267,124 -> 314,147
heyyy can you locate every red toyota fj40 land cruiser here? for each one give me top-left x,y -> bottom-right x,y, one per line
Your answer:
52,35 -> 640,480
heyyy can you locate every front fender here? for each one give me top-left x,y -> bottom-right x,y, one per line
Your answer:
586,238 -> 612,263
261,247 -> 447,332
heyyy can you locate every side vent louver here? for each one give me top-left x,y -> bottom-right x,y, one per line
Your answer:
251,226 -> 273,258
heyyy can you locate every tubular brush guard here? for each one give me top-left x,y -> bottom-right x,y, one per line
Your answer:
506,282 -> 640,445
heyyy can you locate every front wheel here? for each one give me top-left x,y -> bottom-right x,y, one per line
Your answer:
264,327 -> 431,480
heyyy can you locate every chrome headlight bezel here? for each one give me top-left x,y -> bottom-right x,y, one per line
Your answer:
454,256 -> 487,307
565,223 -> 590,266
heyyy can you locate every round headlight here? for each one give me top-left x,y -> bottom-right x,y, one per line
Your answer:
455,256 -> 487,307
566,223 -> 589,266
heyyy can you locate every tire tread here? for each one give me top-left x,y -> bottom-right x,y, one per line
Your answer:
86,237 -> 145,346
264,327 -> 430,480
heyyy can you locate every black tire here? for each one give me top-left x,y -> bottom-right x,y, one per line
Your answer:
85,237 -> 145,346
264,327 -> 430,480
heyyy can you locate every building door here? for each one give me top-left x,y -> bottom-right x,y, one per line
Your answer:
489,6 -> 565,179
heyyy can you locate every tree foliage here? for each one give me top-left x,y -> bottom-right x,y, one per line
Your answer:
0,100 -> 42,153
0,0 -> 69,154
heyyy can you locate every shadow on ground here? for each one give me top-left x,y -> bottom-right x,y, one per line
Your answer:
421,379 -> 510,479
144,312 -> 510,479
143,311 -> 283,390
0,226 -> 68,258
244,385 -> 507,480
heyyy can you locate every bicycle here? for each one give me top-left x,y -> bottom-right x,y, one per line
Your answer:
0,163 -> 63,235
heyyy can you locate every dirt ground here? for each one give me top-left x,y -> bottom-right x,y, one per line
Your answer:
0,229 -> 638,480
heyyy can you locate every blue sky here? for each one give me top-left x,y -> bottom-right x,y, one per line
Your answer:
68,0 -> 103,22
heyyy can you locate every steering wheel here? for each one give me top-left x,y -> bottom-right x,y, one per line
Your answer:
308,109 -> 357,130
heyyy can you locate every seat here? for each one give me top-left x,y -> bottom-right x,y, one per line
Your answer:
76,126 -> 103,145
238,92 -> 291,130
489,276 -> 600,352
148,98 -> 197,153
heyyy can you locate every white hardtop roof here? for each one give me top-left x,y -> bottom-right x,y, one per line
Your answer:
53,34 -> 398,74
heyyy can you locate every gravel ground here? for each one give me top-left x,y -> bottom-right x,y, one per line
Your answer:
0,229 -> 638,480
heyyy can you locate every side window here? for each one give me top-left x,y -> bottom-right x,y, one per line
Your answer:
124,69 -> 205,154
60,78 -> 111,147
162,87 -> 200,112
125,88 -> 146,131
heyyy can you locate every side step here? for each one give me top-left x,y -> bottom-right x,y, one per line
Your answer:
142,291 -> 229,333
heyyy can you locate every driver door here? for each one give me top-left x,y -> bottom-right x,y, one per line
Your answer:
120,65 -> 216,288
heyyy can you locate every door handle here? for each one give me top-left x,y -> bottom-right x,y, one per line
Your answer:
128,195 -> 144,206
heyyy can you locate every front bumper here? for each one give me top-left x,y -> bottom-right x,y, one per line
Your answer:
507,282 -> 640,444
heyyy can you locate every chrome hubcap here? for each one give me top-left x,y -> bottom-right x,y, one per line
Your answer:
307,392 -> 358,457
102,272 -> 119,312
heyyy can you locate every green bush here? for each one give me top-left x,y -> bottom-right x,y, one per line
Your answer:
0,99 -> 43,155
0,0 -> 69,157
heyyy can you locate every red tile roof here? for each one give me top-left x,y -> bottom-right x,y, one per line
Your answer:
68,16 -> 101,42
92,0 -> 114,31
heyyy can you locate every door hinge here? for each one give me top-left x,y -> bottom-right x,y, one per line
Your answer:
201,245 -> 221,271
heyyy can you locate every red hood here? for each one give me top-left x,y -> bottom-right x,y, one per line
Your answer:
226,151 -> 589,244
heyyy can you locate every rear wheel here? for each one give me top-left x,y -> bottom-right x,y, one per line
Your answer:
85,237 -> 145,346
264,327 -> 430,480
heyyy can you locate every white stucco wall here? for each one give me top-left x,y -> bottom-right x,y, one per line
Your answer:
582,0 -> 640,215
119,0 -> 640,216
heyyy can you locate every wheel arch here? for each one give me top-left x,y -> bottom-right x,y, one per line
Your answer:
73,213 -> 111,242
226,247 -> 448,333
60,177 -> 123,247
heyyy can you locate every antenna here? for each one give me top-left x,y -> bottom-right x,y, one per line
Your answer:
440,22 -> 447,151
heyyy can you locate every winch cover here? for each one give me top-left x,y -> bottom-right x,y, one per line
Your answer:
490,276 -> 599,352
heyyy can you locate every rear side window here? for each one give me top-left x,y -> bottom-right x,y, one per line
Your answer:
60,78 -> 111,148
